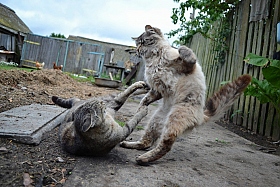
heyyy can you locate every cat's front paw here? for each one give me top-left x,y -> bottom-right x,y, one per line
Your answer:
135,81 -> 146,88
120,141 -> 138,149
120,140 -> 149,150
178,46 -> 196,64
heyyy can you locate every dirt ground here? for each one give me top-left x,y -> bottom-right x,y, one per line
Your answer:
0,69 -> 279,187
0,69 -> 120,187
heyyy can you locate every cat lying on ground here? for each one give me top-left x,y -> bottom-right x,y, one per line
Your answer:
52,81 -> 148,156
120,25 -> 252,165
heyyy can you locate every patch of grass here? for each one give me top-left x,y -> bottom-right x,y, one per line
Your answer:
65,72 -> 95,83
101,73 -> 110,79
115,120 -> 144,130
116,120 -> 125,127
215,138 -> 229,144
136,125 -> 144,131
101,72 -> 122,80
64,71 -> 121,84
0,61 -> 33,72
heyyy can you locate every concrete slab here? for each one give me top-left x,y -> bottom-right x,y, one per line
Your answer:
0,104 -> 66,145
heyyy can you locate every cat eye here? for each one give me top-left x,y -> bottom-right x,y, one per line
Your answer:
83,118 -> 88,123
144,38 -> 153,42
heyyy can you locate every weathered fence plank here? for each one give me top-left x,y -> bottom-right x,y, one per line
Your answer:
224,9 -> 238,120
251,21 -> 265,132
234,0 -> 249,125
257,19 -> 271,134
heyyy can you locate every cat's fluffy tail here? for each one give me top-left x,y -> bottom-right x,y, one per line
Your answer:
52,96 -> 80,109
203,74 -> 252,123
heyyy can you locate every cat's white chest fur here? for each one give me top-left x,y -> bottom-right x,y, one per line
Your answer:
145,60 -> 178,96
143,46 -> 180,96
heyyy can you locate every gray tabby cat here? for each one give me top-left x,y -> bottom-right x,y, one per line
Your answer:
52,81 -> 148,156
120,25 -> 251,165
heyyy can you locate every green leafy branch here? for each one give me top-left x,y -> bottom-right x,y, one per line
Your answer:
169,0 -> 239,64
168,0 -> 238,44
244,53 -> 280,117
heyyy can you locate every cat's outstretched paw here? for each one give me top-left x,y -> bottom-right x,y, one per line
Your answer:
134,81 -> 146,88
178,46 -> 196,64
119,141 -> 137,149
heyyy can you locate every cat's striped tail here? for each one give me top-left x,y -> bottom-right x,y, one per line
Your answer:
52,96 -> 80,109
203,74 -> 252,123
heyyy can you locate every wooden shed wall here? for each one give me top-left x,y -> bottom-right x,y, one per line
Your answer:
0,33 -> 15,51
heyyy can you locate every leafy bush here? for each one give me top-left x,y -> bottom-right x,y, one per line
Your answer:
244,53 -> 280,117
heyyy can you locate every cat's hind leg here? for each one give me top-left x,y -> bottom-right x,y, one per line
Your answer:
135,103 -> 203,164
120,105 -> 166,150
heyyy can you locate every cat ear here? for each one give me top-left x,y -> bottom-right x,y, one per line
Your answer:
81,114 -> 94,132
145,25 -> 153,31
153,27 -> 163,37
131,37 -> 138,41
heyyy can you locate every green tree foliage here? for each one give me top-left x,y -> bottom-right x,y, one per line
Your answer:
168,0 -> 239,44
49,33 -> 66,39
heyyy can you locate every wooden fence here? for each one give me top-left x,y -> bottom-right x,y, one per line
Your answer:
20,33 -> 104,74
20,33 -> 138,77
189,0 -> 280,141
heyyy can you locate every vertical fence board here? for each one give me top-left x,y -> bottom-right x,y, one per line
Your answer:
242,21 -> 255,129
230,2 -> 243,124
251,21 -> 265,132
246,22 -> 260,130
265,104 -> 275,137
235,0 -> 250,125
272,112 -> 280,141
224,9 -> 238,119
258,0 -> 276,134
203,37 -> 212,97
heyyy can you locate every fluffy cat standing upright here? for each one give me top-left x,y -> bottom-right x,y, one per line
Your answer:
120,25 -> 251,164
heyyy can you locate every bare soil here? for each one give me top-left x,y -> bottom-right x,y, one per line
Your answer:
0,69 -> 279,187
0,69 -> 120,187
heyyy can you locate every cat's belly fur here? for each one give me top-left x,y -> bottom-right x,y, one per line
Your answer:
145,61 -> 206,106
145,66 -> 177,96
